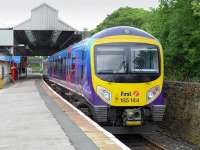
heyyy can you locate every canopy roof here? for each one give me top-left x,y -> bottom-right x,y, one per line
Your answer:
13,3 -> 81,56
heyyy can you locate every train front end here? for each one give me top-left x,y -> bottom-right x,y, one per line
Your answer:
90,27 -> 164,126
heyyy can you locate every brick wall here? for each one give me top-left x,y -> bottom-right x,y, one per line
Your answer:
164,81 -> 200,146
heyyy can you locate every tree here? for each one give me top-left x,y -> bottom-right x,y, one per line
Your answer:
154,0 -> 200,80
90,7 -> 151,35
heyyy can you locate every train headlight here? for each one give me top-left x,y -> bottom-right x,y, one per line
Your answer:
147,85 -> 160,104
97,86 -> 112,102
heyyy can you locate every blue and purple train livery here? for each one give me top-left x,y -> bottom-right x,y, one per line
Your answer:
46,26 -> 165,126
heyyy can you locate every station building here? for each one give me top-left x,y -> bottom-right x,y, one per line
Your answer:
0,3 -> 86,88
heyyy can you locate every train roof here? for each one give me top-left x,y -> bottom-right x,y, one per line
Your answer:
70,26 -> 158,49
91,26 -> 157,40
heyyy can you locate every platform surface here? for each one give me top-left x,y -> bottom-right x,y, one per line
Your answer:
0,78 -> 75,150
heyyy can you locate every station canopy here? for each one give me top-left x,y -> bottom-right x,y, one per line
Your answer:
14,3 -> 82,56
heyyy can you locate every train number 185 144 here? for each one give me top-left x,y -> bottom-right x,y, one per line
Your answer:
120,97 -> 140,103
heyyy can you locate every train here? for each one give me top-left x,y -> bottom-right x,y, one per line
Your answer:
45,26 -> 165,126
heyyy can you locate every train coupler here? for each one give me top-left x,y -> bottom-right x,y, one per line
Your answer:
122,108 -> 143,126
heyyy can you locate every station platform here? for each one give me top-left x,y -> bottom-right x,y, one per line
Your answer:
0,75 -> 127,150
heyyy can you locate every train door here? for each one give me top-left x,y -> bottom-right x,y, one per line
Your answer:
74,49 -> 81,85
76,47 -> 85,93
70,48 -> 83,91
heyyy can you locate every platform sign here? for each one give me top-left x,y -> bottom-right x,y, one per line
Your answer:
11,56 -> 21,64
0,56 -> 10,62
0,30 -> 14,46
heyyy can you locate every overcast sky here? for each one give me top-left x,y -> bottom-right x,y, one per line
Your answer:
0,0 -> 159,30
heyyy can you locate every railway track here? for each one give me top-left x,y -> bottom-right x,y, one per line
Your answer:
115,134 -> 166,150
143,135 -> 167,150
45,79 -> 166,150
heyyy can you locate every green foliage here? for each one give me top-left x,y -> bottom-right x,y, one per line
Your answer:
28,57 -> 42,73
192,0 -> 200,16
90,0 -> 200,81
90,7 -> 151,35
152,0 -> 200,80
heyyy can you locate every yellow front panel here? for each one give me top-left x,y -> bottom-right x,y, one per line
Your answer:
90,35 -> 164,107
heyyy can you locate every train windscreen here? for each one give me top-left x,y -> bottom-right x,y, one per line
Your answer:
95,45 -> 127,74
130,45 -> 159,73
95,43 -> 159,74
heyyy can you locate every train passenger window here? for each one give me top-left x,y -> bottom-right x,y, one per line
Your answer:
71,53 -> 76,71
54,59 -> 56,74
55,59 -> 57,74
60,58 -> 63,74
56,59 -> 59,74
57,59 -> 59,74
63,57 -> 66,74
59,59 -> 62,74
55,59 -> 56,74
52,60 -> 53,73
53,60 -> 56,74
81,49 -> 85,79
67,52 -> 71,75
66,58 -> 68,75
